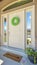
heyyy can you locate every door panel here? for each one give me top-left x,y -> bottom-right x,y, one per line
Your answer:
9,10 -> 25,49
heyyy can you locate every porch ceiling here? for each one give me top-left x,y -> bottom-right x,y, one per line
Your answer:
0,0 -> 17,9
0,0 -> 33,10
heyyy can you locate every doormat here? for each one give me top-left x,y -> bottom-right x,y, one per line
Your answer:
3,52 -> 22,62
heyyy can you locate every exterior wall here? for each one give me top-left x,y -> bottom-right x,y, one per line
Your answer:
35,4 -> 37,50
33,0 -> 37,50
0,12 -> 1,45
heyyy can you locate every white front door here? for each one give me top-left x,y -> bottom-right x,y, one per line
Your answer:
9,10 -> 25,49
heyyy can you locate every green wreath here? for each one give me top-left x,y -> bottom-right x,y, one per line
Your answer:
11,17 -> 20,26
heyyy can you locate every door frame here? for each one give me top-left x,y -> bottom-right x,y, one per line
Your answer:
25,5 -> 35,49
1,5 -> 35,50
1,14 -> 9,46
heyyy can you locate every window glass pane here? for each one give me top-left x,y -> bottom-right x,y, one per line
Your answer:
4,18 -> 7,42
26,11 -> 32,46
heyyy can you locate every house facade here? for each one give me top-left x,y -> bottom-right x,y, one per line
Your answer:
0,0 -> 37,50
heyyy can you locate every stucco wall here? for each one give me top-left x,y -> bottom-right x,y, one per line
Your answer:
0,10 -> 1,46
35,4 -> 37,50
